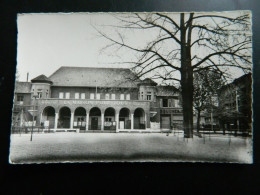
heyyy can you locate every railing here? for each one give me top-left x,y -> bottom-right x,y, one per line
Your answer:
11,126 -> 44,134
88,125 -> 101,130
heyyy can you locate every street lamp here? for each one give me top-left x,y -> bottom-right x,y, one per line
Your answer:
235,89 -> 240,134
30,94 -> 38,141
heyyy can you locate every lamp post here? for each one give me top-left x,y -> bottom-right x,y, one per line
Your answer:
235,89 -> 240,134
30,95 -> 38,141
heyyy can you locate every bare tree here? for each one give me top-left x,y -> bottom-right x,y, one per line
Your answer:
96,12 -> 252,138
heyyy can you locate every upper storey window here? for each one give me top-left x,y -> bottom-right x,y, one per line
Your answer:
65,92 -> 70,99
90,93 -> 94,99
75,93 -> 80,99
111,94 -> 116,100
81,93 -> 85,99
147,92 -> 152,101
105,94 -> 110,100
126,94 -> 130,100
37,92 -> 42,99
161,99 -> 178,107
59,92 -> 64,99
96,93 -> 100,100
120,94 -> 125,100
17,95 -> 24,105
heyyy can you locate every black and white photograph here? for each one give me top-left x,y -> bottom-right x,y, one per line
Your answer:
9,11 -> 253,164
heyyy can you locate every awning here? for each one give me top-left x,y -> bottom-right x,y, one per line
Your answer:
150,111 -> 157,117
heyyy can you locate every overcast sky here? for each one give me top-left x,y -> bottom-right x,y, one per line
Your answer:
17,13 -> 131,81
17,12 -> 251,83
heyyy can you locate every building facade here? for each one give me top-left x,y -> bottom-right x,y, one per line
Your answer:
218,73 -> 252,133
12,67 -> 183,133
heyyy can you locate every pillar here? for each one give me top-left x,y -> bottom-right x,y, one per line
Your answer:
144,112 -> 147,129
86,112 -> 89,131
131,113 -> 134,130
19,110 -> 23,127
116,112 -> 119,132
101,112 -> 104,131
70,112 -> 74,129
54,113 -> 58,129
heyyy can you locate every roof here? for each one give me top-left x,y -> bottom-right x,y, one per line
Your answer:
14,82 -> 31,93
31,74 -> 53,84
139,78 -> 157,86
156,85 -> 179,96
49,66 -> 141,88
219,73 -> 252,93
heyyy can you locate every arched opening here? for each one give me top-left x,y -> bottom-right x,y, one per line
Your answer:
134,108 -> 146,129
104,107 -> 116,130
89,107 -> 101,130
119,107 -> 131,129
42,106 -> 55,128
74,107 -> 86,130
58,107 -> 71,128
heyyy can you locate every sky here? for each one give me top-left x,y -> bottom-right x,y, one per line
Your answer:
16,12 -> 252,83
17,13 -> 132,81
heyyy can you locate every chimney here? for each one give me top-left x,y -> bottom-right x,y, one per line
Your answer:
26,72 -> 29,82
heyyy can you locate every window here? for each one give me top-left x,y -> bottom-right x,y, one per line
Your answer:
17,95 -> 24,102
81,93 -> 85,99
105,93 -> 110,100
120,94 -> 125,100
163,99 -> 168,107
37,92 -> 42,99
90,93 -> 94,99
46,92 -> 49,98
65,92 -> 70,99
59,92 -> 64,99
105,117 -> 112,122
126,94 -> 130,100
147,92 -> 152,100
175,99 -> 179,107
96,93 -> 100,99
111,94 -> 116,100
75,93 -> 79,99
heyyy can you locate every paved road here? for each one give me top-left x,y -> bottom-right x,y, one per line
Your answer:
9,132 -> 252,164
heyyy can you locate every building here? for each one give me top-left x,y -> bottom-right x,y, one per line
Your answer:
218,73 -> 252,133
12,66 -> 183,133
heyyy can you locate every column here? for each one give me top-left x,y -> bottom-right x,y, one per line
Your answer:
70,112 -> 74,129
101,112 -> 104,131
131,113 -> 134,130
116,112 -> 119,132
86,112 -> 89,131
19,110 -> 23,127
54,113 -> 58,130
144,112 -> 147,129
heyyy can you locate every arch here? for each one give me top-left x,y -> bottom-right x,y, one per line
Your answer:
42,106 -> 55,128
58,106 -> 71,128
119,107 -> 131,129
134,108 -> 146,129
74,107 -> 87,130
89,107 -> 101,130
104,107 -> 116,130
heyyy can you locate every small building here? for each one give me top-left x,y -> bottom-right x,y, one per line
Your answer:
12,66 -> 183,133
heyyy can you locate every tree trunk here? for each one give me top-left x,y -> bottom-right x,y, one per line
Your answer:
181,69 -> 194,138
196,110 -> 201,133
180,13 -> 194,138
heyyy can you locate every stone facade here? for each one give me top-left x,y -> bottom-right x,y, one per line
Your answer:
12,67 -> 183,132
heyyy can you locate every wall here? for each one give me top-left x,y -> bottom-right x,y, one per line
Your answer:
51,86 -> 139,100
31,83 -> 51,99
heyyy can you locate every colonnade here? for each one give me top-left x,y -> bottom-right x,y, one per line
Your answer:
43,106 -> 148,131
